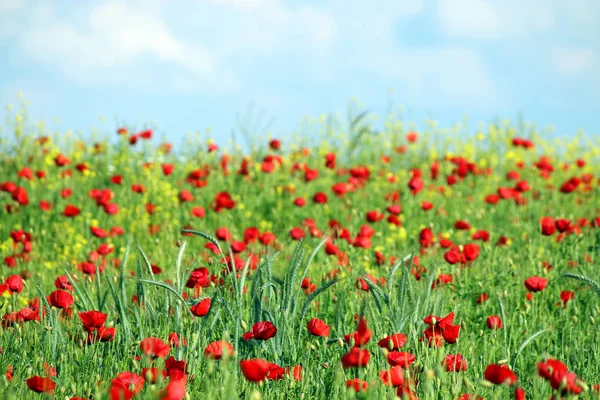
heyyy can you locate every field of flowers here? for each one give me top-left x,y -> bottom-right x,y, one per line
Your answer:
0,105 -> 599,399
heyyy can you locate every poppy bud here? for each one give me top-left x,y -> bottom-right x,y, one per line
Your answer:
481,379 -> 493,388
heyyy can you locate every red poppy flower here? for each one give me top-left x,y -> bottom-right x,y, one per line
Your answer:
406,131 -> 418,143
555,219 -> 571,233
165,357 -> 188,380
331,182 -> 348,197
139,129 -> 152,139
366,210 -> 384,223
268,138 -> 282,150
444,247 -> 460,264
524,276 -> 548,292
11,186 -> 29,205
418,201 -> 432,211
386,204 -> 402,215
284,365 -> 302,381
89,326 -> 116,342
131,184 -> 145,193
55,154 -> 71,166
140,337 -> 170,358
229,240 -> 245,253
53,276 -> 73,291
558,290 -> 575,307
18,307 -> 39,321
190,298 -> 211,317
346,378 -> 368,392
239,359 -> 271,382
304,168 -> 319,182
462,243 -> 480,262
185,268 -> 210,289
62,204 -> 81,217
213,192 -> 235,212
5,275 -> 23,294
324,153 -> 336,169
485,194 -> 499,205
39,200 -> 52,211
79,311 -> 108,332
472,230 -> 490,242
243,321 -> 277,341
142,367 -> 167,384
179,190 -> 194,203
433,274 -> 453,288
3,256 -> 16,268
290,227 -> 305,240
408,176 -> 424,195
313,192 -> 328,204
454,220 -> 471,230
484,364 -> 517,386
214,227 -> 231,241
538,358 -> 583,394
540,217 -> 556,236
385,349 -> 417,368
161,163 -> 174,176
241,227 -> 259,244
161,376 -> 187,400
204,341 -> 234,360
486,315 -> 503,329
190,206 -> 205,218
378,333 -> 407,351
445,354 -> 468,372
423,312 -> 461,345
341,347 -> 370,368
114,371 -> 144,393
301,278 -> 317,294
26,376 -> 56,393
380,365 -> 404,387
90,226 -> 109,238
456,395 -> 484,400
48,289 -> 74,308
266,363 -> 285,380
343,318 -> 372,347
514,386 -> 526,400
418,228 -> 434,248
259,232 -> 276,246
307,318 -> 330,337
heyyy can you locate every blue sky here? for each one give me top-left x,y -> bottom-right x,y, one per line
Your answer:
1,0 -> 598,145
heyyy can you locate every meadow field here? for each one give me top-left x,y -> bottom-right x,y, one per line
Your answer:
0,105 -> 599,399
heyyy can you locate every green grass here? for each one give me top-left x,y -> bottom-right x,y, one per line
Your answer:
0,104 -> 599,399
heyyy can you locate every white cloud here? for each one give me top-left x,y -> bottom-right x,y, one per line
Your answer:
18,2 -> 216,81
436,0 -> 600,41
195,0 -> 337,54
319,1 -> 497,107
203,0 -> 266,10
5,0 -> 340,89
436,0 -> 555,38
551,47 -> 594,76
0,0 -> 23,12
0,0 -> 498,108
374,48 -> 498,107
